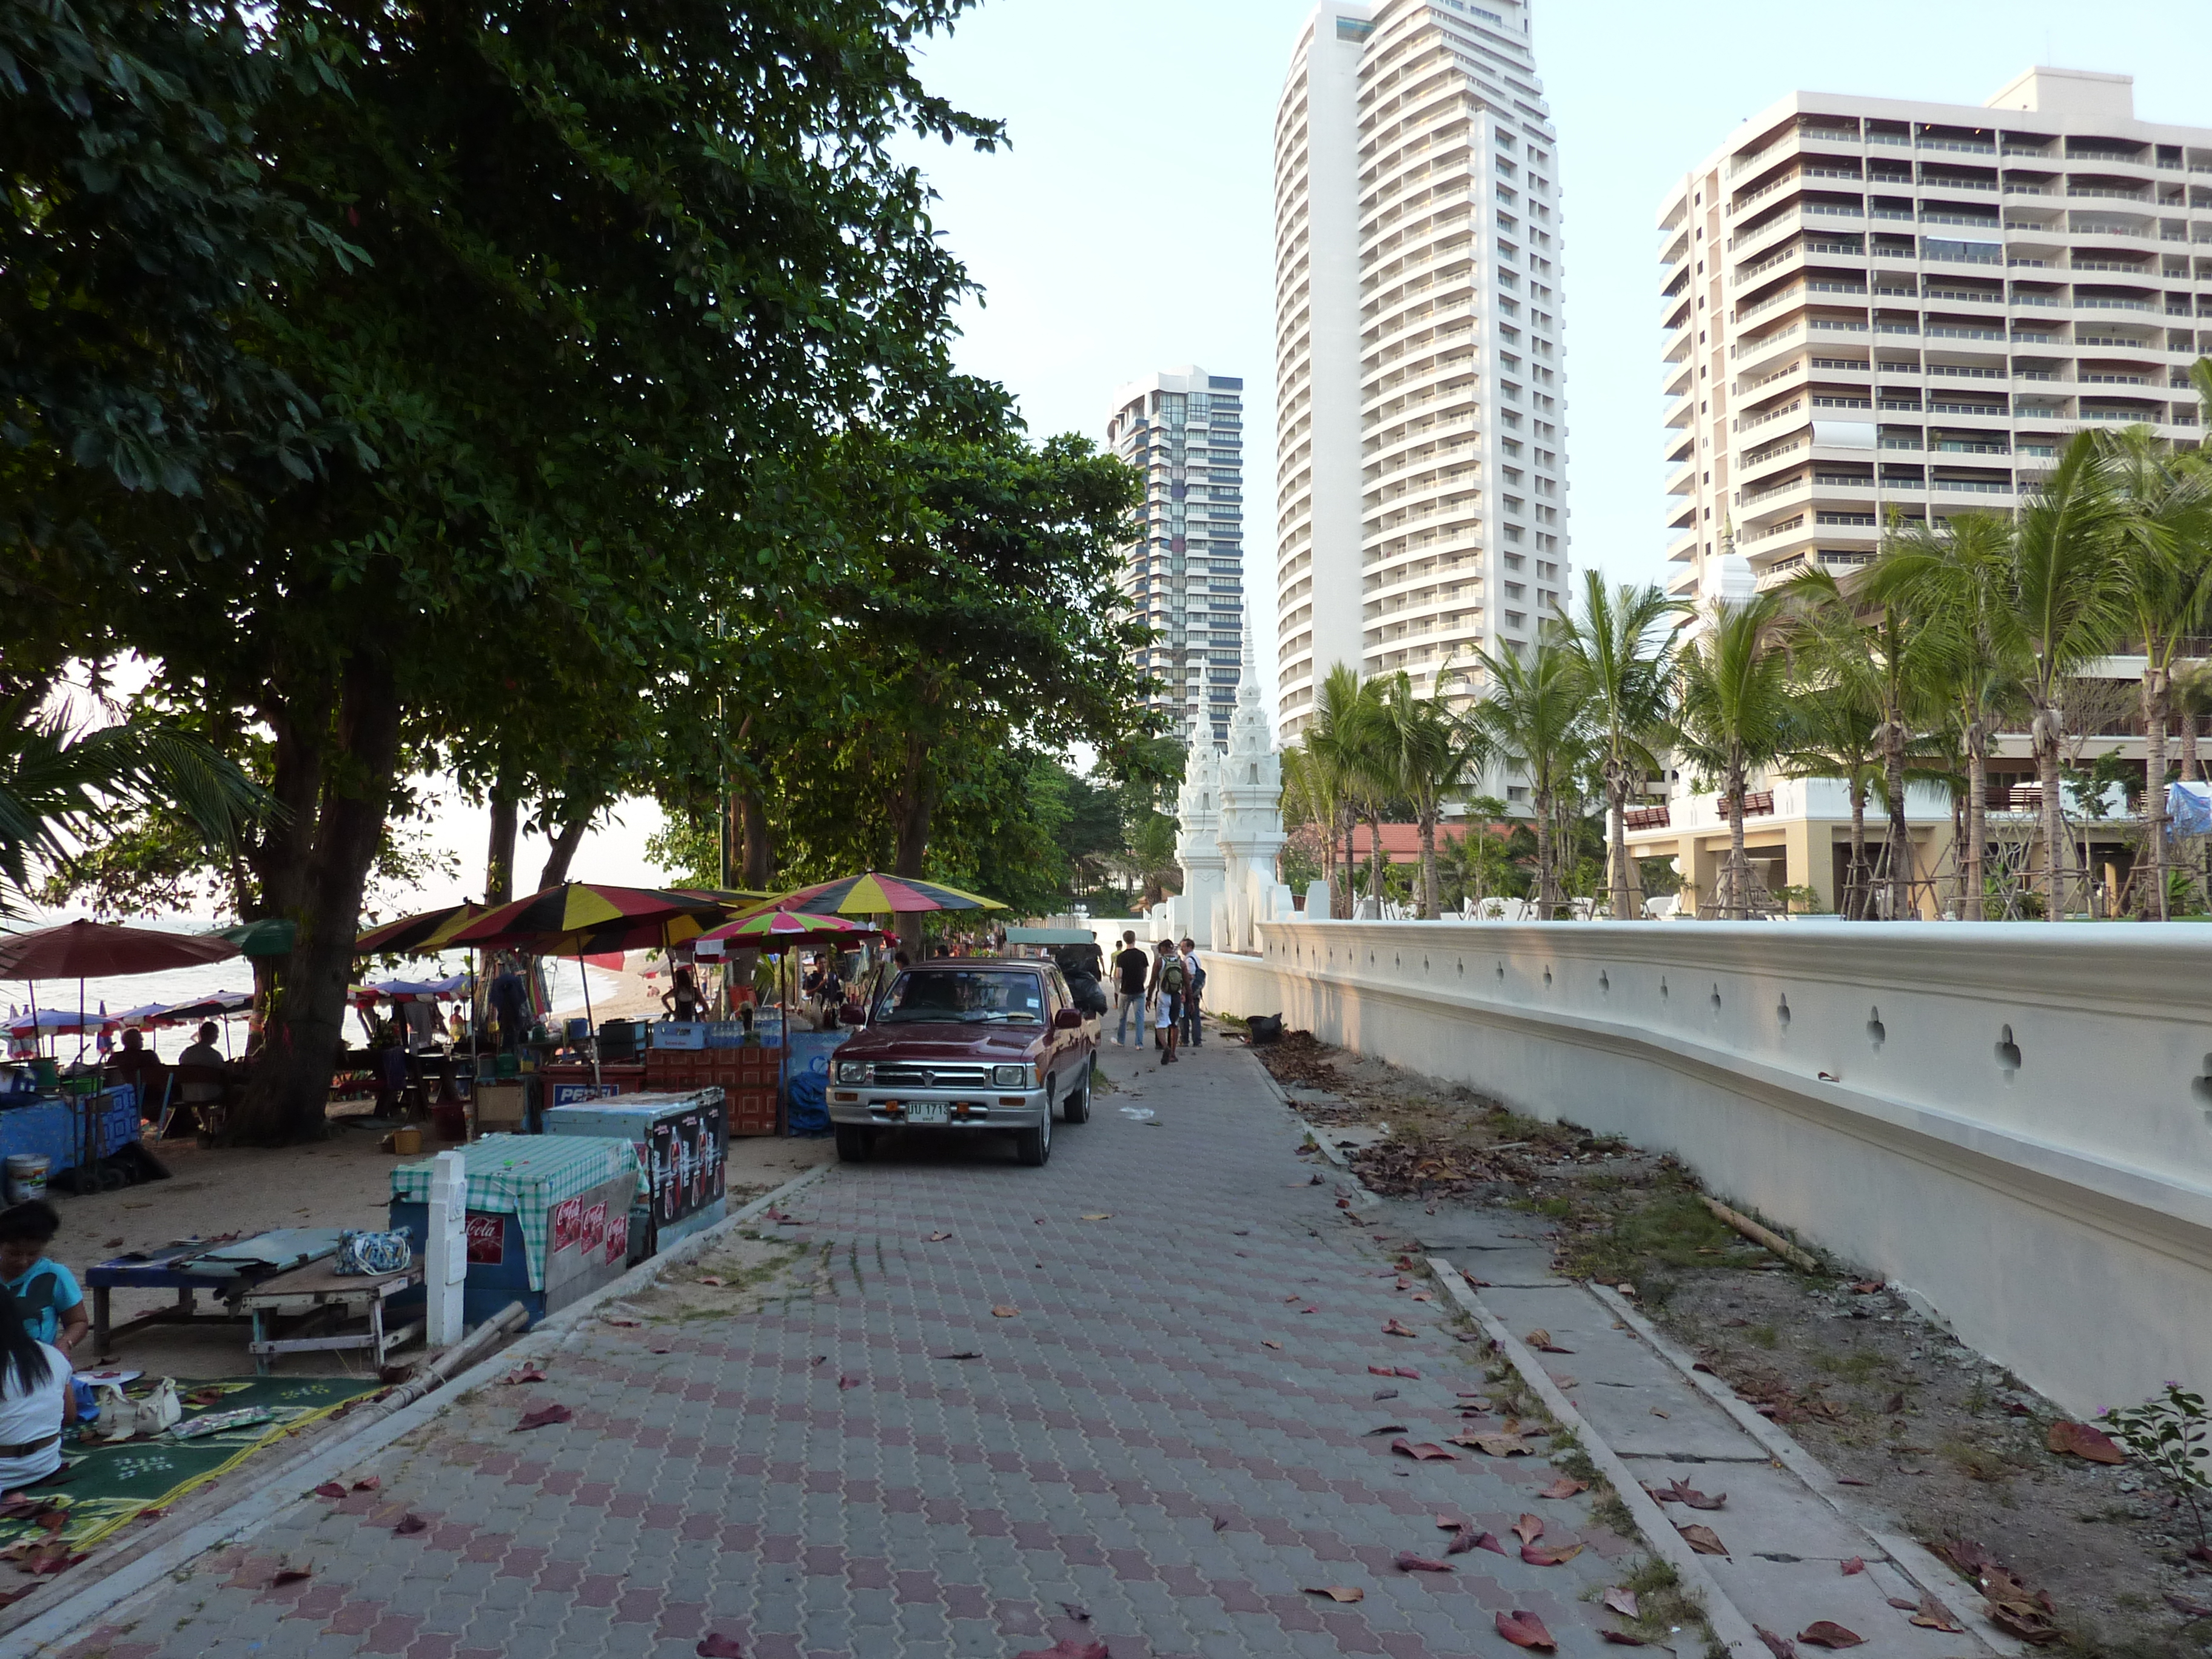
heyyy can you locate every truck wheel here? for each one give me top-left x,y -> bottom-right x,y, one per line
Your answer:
833,1125 -> 874,1163
1015,1111 -> 1052,1167
1059,1074 -> 1090,1124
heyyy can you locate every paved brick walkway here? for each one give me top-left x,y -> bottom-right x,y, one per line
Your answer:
64,1036 -> 1643,1659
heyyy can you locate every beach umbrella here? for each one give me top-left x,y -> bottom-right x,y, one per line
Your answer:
112,1001 -> 180,1027
0,919 -> 241,979
210,917 -> 297,957
159,988 -> 255,1021
5,1008 -> 117,1037
355,902 -> 488,957
362,974 -> 470,1002
754,873 -> 1005,919
446,882 -> 726,950
697,910 -> 880,945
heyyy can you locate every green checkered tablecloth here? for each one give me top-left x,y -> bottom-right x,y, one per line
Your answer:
391,1133 -> 644,1289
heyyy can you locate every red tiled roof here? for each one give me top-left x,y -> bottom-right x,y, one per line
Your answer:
1341,822 -> 1507,863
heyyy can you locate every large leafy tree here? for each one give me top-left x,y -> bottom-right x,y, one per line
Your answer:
11,0 -> 1004,1141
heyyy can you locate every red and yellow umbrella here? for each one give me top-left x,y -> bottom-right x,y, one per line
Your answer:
766,872 -> 1004,917
355,902 -> 488,957
446,882 -> 728,951
697,910 -> 880,950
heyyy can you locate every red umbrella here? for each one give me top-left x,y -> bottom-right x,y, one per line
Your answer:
0,920 -> 241,979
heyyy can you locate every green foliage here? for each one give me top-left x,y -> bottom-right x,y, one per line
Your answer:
2102,1382 -> 2211,1547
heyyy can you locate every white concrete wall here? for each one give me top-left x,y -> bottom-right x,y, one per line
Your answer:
1203,919 -> 2212,1416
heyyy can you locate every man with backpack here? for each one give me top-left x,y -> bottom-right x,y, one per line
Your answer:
1178,937 -> 1205,1048
1148,939 -> 1186,1066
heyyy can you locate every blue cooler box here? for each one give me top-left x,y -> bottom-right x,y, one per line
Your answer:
388,1134 -> 644,1327
541,1089 -> 728,1252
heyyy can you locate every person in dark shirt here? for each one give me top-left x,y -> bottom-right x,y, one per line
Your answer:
488,959 -> 530,1052
1111,931 -> 1150,1047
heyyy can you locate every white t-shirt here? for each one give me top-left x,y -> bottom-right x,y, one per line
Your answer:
0,1343 -> 67,1491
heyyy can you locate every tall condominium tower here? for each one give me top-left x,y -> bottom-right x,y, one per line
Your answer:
1661,69 -> 2212,605
1274,0 -> 1568,739
1107,367 -> 1247,746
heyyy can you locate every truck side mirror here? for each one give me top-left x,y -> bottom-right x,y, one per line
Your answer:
1053,1008 -> 1083,1030
839,1003 -> 868,1027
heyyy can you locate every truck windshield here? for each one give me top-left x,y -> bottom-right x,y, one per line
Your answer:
876,970 -> 1046,1025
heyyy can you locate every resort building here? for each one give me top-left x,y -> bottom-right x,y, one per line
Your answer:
1273,0 -> 1569,739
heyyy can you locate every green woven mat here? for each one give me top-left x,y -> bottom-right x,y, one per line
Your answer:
0,1375 -> 382,1558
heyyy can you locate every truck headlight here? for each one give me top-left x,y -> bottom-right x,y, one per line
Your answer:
836,1060 -> 873,1084
992,1063 -> 1034,1088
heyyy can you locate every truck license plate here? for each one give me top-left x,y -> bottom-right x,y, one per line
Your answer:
903,1101 -> 949,1125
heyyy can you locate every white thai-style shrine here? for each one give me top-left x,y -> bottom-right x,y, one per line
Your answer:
1153,620 -> 1296,952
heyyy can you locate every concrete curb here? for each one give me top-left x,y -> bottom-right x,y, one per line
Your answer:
1587,1283 -> 2025,1658
1428,1256 -> 1761,1659
8,1160 -> 837,1657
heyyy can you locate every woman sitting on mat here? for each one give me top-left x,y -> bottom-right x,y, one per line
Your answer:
0,1282 -> 72,1494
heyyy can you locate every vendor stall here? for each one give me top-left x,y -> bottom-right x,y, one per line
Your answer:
541,1087 -> 727,1252
389,1133 -> 642,1326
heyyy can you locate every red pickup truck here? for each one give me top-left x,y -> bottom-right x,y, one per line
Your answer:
826,959 -> 1097,1166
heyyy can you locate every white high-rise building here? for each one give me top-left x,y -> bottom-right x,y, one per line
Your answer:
1107,367 -> 1247,745
1661,68 -> 2212,606
1274,0 -> 1569,738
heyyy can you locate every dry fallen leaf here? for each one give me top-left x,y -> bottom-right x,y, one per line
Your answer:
1601,1635 -> 1649,1647
927,1232 -> 952,1242
1538,1476 -> 1588,1500
838,1375 -> 862,1390
991,1305 -> 1019,1318
1524,1329 -> 1574,1354
697,1637 -> 747,1658
1366,1424 -> 1411,1435
1909,1596 -> 1965,1634
1080,1213 -> 1112,1221
1755,1629 -> 1799,1659
1512,1513 -> 1544,1543
1603,1587 -> 1640,1619
2046,1419 -> 2125,1464
271,1564 -> 313,1586
1394,1366 -> 1420,1379
1796,1623 -> 1864,1649
1452,1430 -> 1532,1456
312,1482 -> 346,1500
351,1477 -> 380,1493
2163,1592 -> 2212,1620
1303,1585 -> 1364,1603
1839,1557 -> 1863,1576
1013,1642 -> 1108,1659
1262,1339 -> 1282,1350
938,1351 -> 982,1360
695,1275 -> 726,1287
1390,1438 -> 1458,1462
1523,1540 -> 1584,1566
1446,1526 -> 1482,1555
1647,1477 -> 1726,1510
1374,1388 -> 1398,1400
1496,1609 -> 1558,1651
501,1366 -> 546,1386
1394,1551 -> 1453,1572
1679,1523 -> 1728,1556
394,1513 -> 428,1536
514,1403 -> 573,1432
1382,1318 -> 1419,1337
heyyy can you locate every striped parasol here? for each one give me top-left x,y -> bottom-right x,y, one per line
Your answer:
697,910 -> 880,950
446,882 -> 728,951
355,901 -> 489,956
766,872 -> 1004,917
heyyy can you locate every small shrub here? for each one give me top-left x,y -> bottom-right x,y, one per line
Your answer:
2102,1382 -> 2211,1549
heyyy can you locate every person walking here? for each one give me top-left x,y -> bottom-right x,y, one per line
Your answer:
1147,939 -> 1185,1066
1111,931 -> 1150,1045
1178,937 -> 1205,1048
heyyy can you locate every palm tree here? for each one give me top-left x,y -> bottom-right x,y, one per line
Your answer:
2099,426 -> 2212,919
1375,669 -> 1492,919
2003,429 -> 2130,913
1303,666 -> 1386,917
1672,594 -> 1795,920
1,694 -> 275,916
1557,574 -> 1683,919
2174,660 -> 2212,785
1469,640 -> 1585,919
1279,744 -> 1339,913
1864,512 -> 2018,920
1775,675 -> 1883,918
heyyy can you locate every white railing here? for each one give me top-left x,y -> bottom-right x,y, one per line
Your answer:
1204,919 -> 2212,1419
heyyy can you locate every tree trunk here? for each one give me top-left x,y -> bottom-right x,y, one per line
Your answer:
1533,789 -> 1555,919
1726,776 -> 1749,922
233,655 -> 403,1145
888,734 -> 933,954
484,790 -> 518,906
1366,811 -> 1386,903
1417,805 -> 1439,920
1606,764 -> 1633,920
2145,669 -> 2170,921
1338,804 -> 1355,919
739,786 -> 773,890
1883,724 -> 1910,920
2035,708 -> 2068,914
1963,723 -> 1986,922
1846,778 -> 1869,920
2182,709 -> 2200,783
536,804 -> 594,892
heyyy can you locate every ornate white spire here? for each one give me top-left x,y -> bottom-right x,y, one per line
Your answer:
1227,610 -> 1270,758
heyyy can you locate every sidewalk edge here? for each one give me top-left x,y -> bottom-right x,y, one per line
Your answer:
1429,1256 -> 1760,1659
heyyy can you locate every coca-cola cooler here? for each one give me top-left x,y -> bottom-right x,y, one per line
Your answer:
388,1133 -> 645,1326
540,1087 -> 728,1255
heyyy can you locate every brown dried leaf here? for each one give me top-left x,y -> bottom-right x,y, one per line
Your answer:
1451,1430 -> 1532,1456
1839,1557 -> 1863,1576
1262,1340 -> 1282,1350
1796,1623 -> 1864,1649
351,1477 -> 380,1492
1909,1596 -> 1966,1634
2165,1592 -> 2212,1619
312,1482 -> 346,1500
1601,1635 -> 1649,1647
1389,1438 -> 1458,1461
1394,1366 -> 1421,1379
1395,1551 -> 1453,1572
514,1403 -> 573,1432
1303,1585 -> 1364,1602
1678,1523 -> 1728,1556
1382,1318 -> 1418,1337
1538,1476 -> 1587,1500
1647,1477 -> 1726,1510
1755,1629 -> 1798,1659
2046,1419 -> 2125,1464
271,1564 -> 313,1586
1496,1609 -> 1557,1651
927,1231 -> 952,1242
1521,1541 -> 1584,1566
394,1513 -> 428,1536
1604,1587 -> 1640,1618
1365,1424 -> 1410,1435
1445,1526 -> 1480,1555
1524,1329 -> 1574,1354
1512,1513 -> 1544,1543
695,1275 -> 726,1287
1013,1641 -> 1107,1659
501,1366 -> 546,1386
991,1305 -> 1019,1318
697,1637 -> 747,1658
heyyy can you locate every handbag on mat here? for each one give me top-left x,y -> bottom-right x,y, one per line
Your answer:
335,1230 -> 414,1276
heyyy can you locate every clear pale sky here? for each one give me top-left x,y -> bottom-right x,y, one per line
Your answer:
901,0 -> 2212,707
411,0 -> 2212,902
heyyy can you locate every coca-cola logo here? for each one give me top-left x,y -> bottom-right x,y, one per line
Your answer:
464,1212 -> 504,1265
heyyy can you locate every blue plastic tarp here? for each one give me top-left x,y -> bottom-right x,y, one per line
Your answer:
2170,782 -> 2212,836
